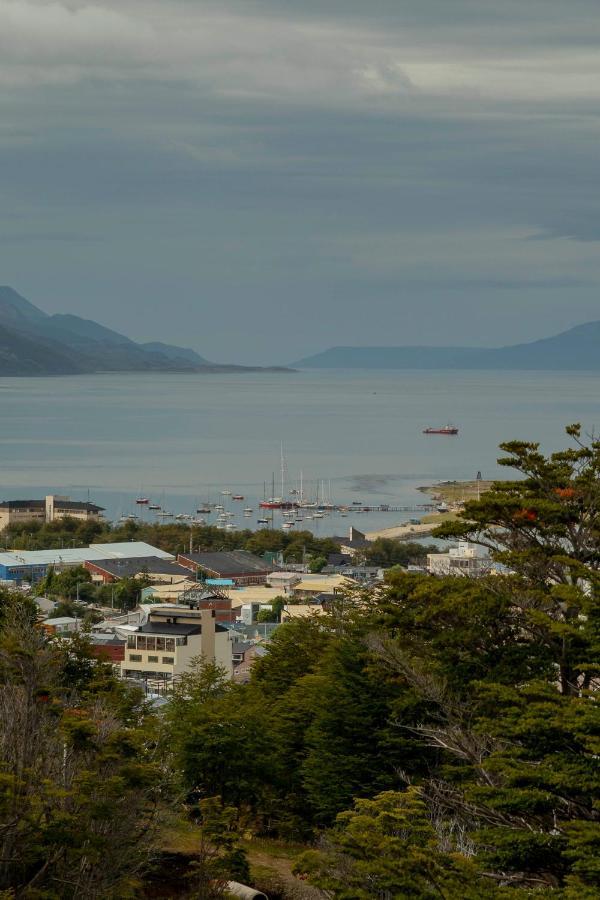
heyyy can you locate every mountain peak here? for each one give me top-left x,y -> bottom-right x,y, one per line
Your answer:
0,286 -> 49,324
0,285 -> 283,376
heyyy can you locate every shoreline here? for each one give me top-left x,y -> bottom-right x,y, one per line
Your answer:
366,512 -> 452,541
366,478 -> 492,541
417,479 -> 494,503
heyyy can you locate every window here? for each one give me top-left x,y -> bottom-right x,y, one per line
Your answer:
138,635 -> 157,651
129,654 -> 142,662
148,655 -> 158,663
162,656 -> 174,664
127,636 -> 136,649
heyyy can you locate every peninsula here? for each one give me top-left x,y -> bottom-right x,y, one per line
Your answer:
0,286 -> 292,376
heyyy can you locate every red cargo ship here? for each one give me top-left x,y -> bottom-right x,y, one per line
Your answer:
423,424 -> 459,435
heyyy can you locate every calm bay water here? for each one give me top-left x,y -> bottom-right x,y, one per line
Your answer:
0,369 -> 598,536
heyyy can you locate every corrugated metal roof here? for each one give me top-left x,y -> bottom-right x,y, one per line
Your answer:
0,542 -> 172,570
179,550 -> 272,576
91,542 -> 173,560
89,557 -> 191,579
0,547 -> 110,567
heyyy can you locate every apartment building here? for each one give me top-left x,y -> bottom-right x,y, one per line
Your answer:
427,541 -> 489,577
122,606 -> 232,684
0,495 -> 104,530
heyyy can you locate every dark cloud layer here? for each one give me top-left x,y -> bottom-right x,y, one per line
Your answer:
0,0 -> 599,363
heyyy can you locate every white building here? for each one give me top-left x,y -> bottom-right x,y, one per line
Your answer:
121,606 -> 232,685
427,542 -> 489,577
42,617 -> 81,635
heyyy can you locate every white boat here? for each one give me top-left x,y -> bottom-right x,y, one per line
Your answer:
215,504 -> 224,511
221,490 -> 232,496
282,522 -> 294,529
244,507 -> 253,513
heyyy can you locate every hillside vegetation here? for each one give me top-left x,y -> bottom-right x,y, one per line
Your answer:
0,425 -> 598,897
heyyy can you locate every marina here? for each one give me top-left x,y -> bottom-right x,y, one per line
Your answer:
0,368 -> 597,536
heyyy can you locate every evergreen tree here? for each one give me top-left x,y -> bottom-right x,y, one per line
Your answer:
295,789 -> 486,899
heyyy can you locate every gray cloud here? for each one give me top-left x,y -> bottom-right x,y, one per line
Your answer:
0,1 -> 599,362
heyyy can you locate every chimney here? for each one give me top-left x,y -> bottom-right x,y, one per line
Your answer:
200,608 -> 216,663
45,495 -> 55,523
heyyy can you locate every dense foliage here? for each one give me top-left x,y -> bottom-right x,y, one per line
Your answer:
0,592 -> 169,898
361,537 -> 436,568
1,426 -> 599,897
164,426 -> 600,896
1,517 -> 341,563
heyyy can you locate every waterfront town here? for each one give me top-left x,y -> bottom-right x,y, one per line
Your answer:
0,490 -> 490,692
2,429 -> 599,898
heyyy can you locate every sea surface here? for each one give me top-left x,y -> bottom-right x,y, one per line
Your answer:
0,369 -> 598,537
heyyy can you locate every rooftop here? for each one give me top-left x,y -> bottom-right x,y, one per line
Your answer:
0,541 -> 172,570
0,498 -> 103,512
139,621 -> 202,636
0,547 -> 113,568
91,542 -> 174,560
179,550 -> 274,576
294,574 -> 357,592
90,633 -> 126,646
89,556 -> 192,579
138,620 -> 228,636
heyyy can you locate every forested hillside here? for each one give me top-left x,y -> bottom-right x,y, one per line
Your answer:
0,426 -> 598,897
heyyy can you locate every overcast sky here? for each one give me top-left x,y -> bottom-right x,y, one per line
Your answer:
1,0 -> 600,364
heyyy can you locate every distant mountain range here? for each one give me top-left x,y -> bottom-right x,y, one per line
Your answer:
293,321 -> 600,370
0,287 -> 289,376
